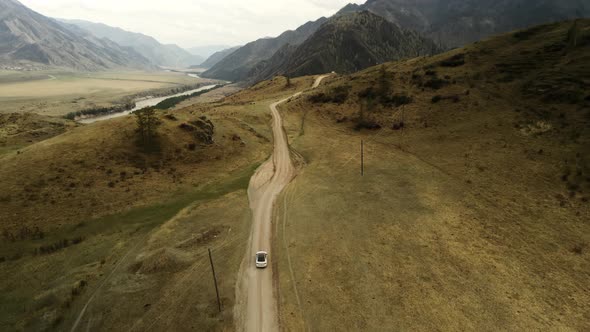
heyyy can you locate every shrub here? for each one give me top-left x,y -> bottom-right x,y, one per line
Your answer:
571,244 -> 584,255
309,85 -> 351,104
439,54 -> 465,67
383,94 -> 412,107
423,78 -> 449,90
357,87 -> 377,99
354,120 -> 381,131
392,121 -> 405,130
431,94 -> 460,103
164,114 -> 178,121
37,237 -> 84,255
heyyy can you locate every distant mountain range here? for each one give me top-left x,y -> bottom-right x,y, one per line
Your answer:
57,19 -> 204,68
0,0 -> 153,70
2,0 -> 588,75
202,0 -> 590,83
201,17 -> 328,81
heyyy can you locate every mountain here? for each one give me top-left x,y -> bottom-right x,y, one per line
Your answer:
201,17 -> 328,82
59,19 -> 203,68
249,11 -> 441,83
0,0 -> 152,70
348,0 -> 590,48
187,45 -> 232,59
199,46 -> 241,69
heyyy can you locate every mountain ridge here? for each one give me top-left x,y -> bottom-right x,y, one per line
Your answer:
200,17 -> 328,81
248,11 -> 441,83
0,0 -> 153,70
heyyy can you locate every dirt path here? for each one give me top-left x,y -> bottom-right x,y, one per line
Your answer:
235,75 -> 330,332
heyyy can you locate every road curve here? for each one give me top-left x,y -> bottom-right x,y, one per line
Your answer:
236,75 -> 330,332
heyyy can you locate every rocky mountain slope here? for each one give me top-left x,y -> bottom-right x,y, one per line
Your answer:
200,17 -> 328,82
202,0 -> 589,83
200,46 -> 240,69
0,0 -> 152,70
59,19 -> 203,68
348,0 -> 590,48
249,11 -> 440,82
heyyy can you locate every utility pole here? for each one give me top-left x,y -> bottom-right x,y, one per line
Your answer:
361,139 -> 364,176
208,248 -> 222,313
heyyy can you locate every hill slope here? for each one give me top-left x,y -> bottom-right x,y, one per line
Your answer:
0,0 -> 152,70
58,19 -> 203,68
249,11 -> 440,82
349,0 -> 590,48
275,19 -> 590,331
201,17 -> 327,82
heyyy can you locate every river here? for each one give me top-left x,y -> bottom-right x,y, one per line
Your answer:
78,84 -> 218,124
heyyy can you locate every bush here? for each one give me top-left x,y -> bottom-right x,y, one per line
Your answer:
309,85 -> 351,104
423,78 -> 449,90
357,87 -> 377,99
432,95 -> 460,103
439,54 -> 465,67
37,237 -> 85,255
354,120 -> 381,131
392,121 -> 405,130
383,94 -> 413,107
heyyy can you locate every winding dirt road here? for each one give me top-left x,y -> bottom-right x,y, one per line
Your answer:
236,75 -> 329,332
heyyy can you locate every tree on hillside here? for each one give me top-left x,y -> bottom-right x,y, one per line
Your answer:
286,76 -> 292,88
567,20 -> 579,49
378,65 -> 391,101
135,108 -> 161,146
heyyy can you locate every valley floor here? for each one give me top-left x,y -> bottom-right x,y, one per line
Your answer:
0,70 -> 215,117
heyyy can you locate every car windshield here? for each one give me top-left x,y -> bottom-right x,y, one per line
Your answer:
257,253 -> 265,261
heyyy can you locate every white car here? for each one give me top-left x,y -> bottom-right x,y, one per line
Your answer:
255,251 -> 268,268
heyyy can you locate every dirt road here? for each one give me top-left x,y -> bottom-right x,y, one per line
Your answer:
236,75 -> 329,332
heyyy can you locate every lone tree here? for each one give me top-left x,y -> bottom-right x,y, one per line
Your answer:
378,65 -> 391,100
135,108 -> 161,146
286,76 -> 292,88
567,20 -> 579,49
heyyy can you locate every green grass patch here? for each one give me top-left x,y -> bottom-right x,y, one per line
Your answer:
0,162 -> 259,261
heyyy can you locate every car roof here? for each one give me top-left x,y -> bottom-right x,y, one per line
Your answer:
256,251 -> 267,255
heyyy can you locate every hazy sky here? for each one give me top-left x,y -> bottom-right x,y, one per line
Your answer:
19,0 -> 364,48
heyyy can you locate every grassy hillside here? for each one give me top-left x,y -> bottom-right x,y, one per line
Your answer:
275,19 -> 590,330
0,75 -> 316,331
0,112 -> 77,155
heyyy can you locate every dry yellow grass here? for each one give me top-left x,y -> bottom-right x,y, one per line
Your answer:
0,73 -> 313,331
0,98 -> 275,330
274,20 -> 590,331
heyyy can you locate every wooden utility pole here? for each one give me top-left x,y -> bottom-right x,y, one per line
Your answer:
361,140 -> 364,176
208,248 -> 222,313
